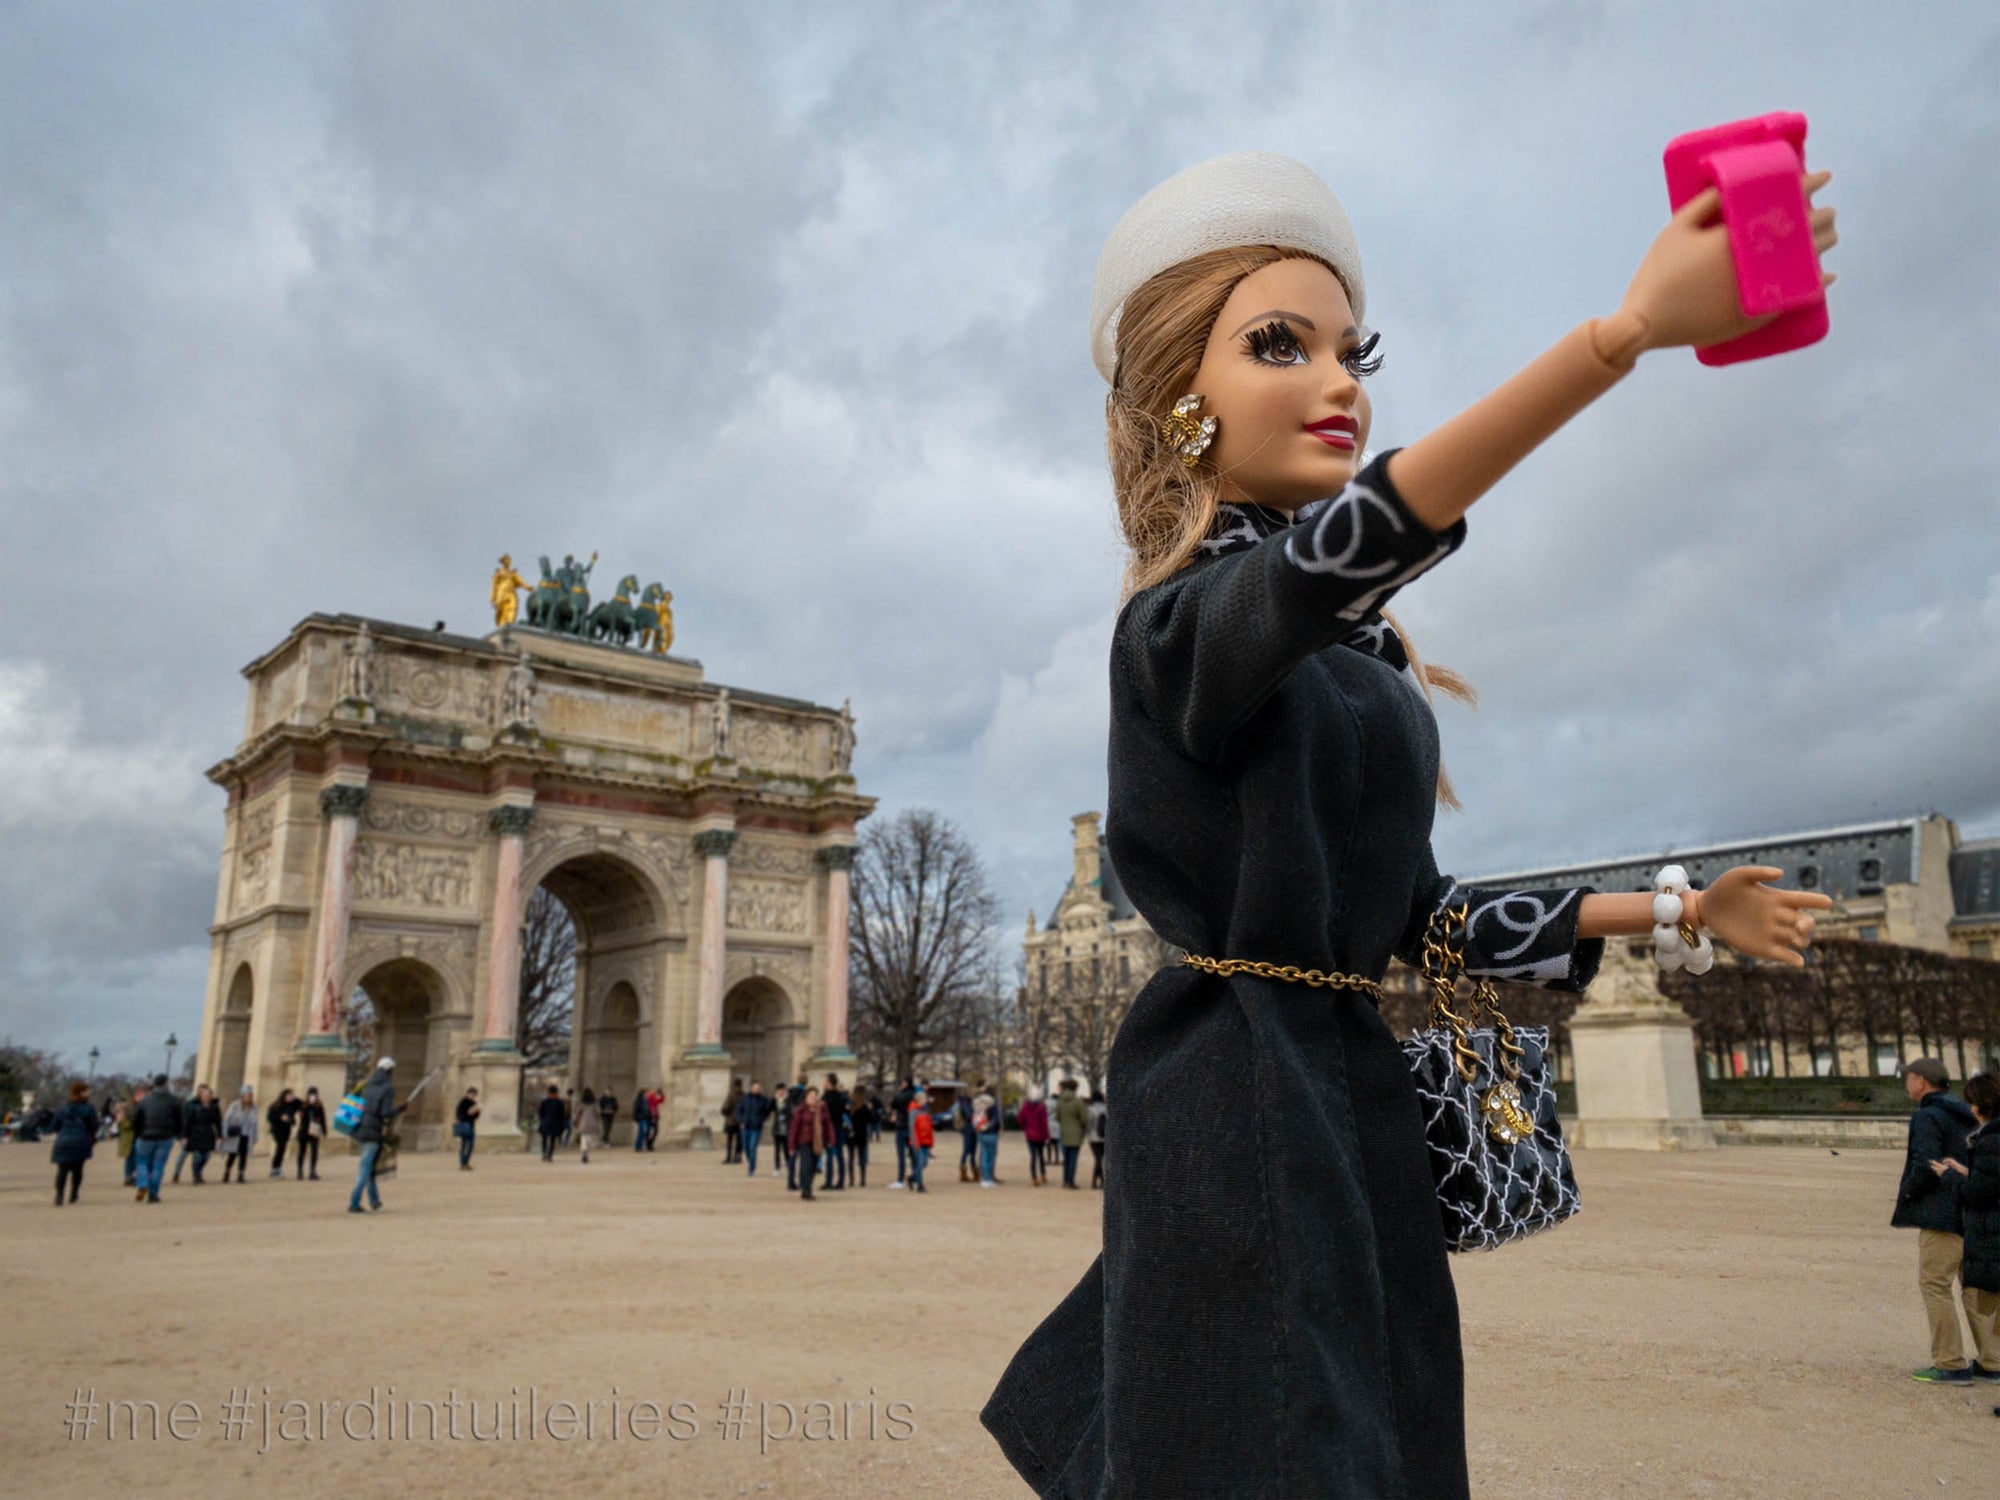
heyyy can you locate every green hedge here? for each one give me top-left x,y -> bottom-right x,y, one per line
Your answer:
1700,1077 -> 1913,1116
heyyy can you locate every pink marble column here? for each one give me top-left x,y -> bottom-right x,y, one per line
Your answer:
479,805 -> 536,1049
690,828 -> 735,1054
817,845 -> 856,1054
306,784 -> 369,1035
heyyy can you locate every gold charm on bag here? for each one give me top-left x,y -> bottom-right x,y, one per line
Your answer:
1423,909 -> 1536,1147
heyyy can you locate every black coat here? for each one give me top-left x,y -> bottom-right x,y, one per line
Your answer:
50,1101 -> 99,1166
537,1096 -> 567,1135
132,1089 -> 185,1142
354,1071 -> 398,1144
1892,1091 -> 1977,1232
983,456 -> 1601,1500
1950,1120 -> 2000,1292
734,1092 -> 773,1130
182,1100 -> 224,1153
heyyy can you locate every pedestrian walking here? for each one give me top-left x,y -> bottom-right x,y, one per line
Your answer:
645,1087 -> 664,1150
1896,1059 -> 1981,1384
974,1081 -> 1002,1188
631,1087 -> 651,1151
220,1086 -> 257,1183
453,1087 -> 481,1170
130,1073 -> 184,1204
537,1085 -> 565,1162
1053,1078 -> 1087,1191
576,1087 -> 599,1163
847,1085 -> 876,1188
265,1087 -> 298,1178
294,1088 -> 326,1184
777,1078 -> 800,1184
736,1082 -> 773,1176
789,1086 -> 831,1202
956,1088 -> 978,1183
722,1080 -> 744,1163
907,1089 -> 934,1194
116,1086 -> 143,1187
182,1085 -> 223,1185
1932,1071 -> 2000,1385
889,1076 -> 916,1189
597,1087 -> 618,1147
1087,1090 -> 1108,1190
51,1082 -> 99,1207
822,1074 -> 849,1191
346,1057 -> 400,1214
1019,1088 -> 1050,1186
561,1089 -> 577,1148
173,1084 -> 220,1183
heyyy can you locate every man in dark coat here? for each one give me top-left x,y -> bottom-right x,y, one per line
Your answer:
1937,1072 -> 2000,1383
889,1077 -> 916,1188
348,1058 -> 400,1214
1894,1058 -> 1980,1383
821,1074 -> 849,1191
536,1085 -> 566,1162
735,1082 -> 774,1176
130,1073 -> 184,1204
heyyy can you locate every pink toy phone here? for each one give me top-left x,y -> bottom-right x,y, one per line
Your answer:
1663,112 -> 1828,366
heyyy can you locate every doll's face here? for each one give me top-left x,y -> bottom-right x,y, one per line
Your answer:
1190,256 -> 1375,512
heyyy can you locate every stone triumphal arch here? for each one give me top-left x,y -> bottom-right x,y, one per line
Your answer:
195,612 -> 873,1148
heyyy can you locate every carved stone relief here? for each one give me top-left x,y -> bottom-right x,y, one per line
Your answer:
371,654 -> 493,726
726,876 -> 810,936
524,822 -> 692,922
736,714 -> 816,777
537,688 -> 691,755
233,802 -> 277,911
724,947 -> 812,1002
362,801 -> 480,841
737,840 -> 812,878
352,839 -> 475,908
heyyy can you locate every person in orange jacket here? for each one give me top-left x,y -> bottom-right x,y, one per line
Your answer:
906,1089 -> 935,1195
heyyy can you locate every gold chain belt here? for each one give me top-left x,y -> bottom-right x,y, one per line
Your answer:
1180,953 -> 1384,1001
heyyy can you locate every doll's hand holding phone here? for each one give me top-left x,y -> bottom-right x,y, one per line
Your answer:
1691,865 -> 1834,968
1615,176 -> 1837,355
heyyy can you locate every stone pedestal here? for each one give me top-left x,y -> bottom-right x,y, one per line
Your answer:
671,1049 -> 735,1146
1567,997 -> 1716,1150
286,1036 -> 354,1112
462,1043 -> 530,1151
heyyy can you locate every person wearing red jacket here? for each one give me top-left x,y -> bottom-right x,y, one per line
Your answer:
787,1087 -> 832,1202
1018,1088 -> 1051,1187
906,1089 -> 935,1195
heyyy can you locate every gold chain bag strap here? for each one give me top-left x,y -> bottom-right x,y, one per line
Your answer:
1402,903 -> 1581,1252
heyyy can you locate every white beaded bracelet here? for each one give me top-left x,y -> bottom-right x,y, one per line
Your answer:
1652,864 -> 1715,975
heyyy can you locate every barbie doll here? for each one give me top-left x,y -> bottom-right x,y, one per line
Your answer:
983,152 -> 1837,1498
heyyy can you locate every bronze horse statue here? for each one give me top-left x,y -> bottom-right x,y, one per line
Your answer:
586,575 -> 644,647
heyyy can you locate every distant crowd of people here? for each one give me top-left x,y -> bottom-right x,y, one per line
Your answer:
718,1072 -> 1108,1203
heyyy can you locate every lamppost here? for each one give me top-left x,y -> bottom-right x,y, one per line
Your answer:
87,1047 -> 99,1086
164,1032 -> 179,1081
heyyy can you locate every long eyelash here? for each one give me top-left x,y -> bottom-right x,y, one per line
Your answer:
1342,331 -> 1384,377
1243,320 -> 1304,364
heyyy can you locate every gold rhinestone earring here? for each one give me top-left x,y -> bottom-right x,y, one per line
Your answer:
1162,394 -> 1219,467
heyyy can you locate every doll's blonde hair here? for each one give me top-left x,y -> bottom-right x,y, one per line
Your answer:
1107,245 -> 1473,807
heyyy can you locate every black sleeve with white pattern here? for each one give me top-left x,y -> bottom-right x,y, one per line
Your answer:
1116,451 -> 1465,764
1398,854 -> 1604,992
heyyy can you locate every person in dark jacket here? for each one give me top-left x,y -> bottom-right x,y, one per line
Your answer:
822,1074 -> 849,1191
735,1082 -> 773,1176
180,1085 -> 223,1184
347,1058 -> 400,1214
1934,1071 -> 2000,1383
171,1083 -> 218,1183
51,1081 -> 99,1206
130,1073 -> 185,1204
1894,1058 -> 1981,1383
722,1080 -> 744,1163
454,1088 -> 481,1170
266,1087 -> 299,1179
597,1087 -> 618,1146
846,1085 -> 876,1188
788,1086 -> 832,1202
537,1084 -> 566,1162
889,1077 -> 916,1188
294,1087 -> 327,1179
632,1087 -> 652,1152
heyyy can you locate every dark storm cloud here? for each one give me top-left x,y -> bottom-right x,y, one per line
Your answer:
2,1 -> 1994,1070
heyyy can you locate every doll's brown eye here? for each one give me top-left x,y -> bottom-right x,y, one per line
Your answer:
1243,320 -> 1307,365
1340,331 -> 1385,378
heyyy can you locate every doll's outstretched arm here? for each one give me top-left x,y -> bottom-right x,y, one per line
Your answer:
1386,173 -> 1836,534
1575,866 -> 1832,967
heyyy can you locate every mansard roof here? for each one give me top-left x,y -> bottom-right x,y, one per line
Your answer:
1045,836 -> 1138,930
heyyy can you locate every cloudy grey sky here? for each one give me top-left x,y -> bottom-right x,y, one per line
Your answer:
4,2 -> 1995,1074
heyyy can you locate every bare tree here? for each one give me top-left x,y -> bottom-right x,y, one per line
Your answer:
849,809 -> 1003,1083
1048,932 -> 1170,1092
517,885 -> 577,1070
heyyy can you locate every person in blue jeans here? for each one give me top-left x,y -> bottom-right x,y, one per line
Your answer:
973,1081 -> 1002,1187
453,1087 -> 480,1170
129,1074 -> 184,1204
736,1082 -> 772,1175
348,1058 -> 401,1214
908,1089 -> 934,1194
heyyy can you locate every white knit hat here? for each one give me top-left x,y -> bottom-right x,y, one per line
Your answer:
1090,151 -> 1366,384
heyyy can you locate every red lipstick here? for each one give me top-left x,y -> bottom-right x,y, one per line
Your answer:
1304,414 -> 1358,450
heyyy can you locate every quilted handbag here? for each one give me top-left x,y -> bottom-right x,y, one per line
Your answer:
1402,903 -> 1581,1252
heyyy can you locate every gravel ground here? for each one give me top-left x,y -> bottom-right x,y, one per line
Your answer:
4,1137 -> 1994,1496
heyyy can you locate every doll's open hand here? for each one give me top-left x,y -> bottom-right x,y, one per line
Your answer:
1616,172 -> 1837,352
1695,865 -> 1834,967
